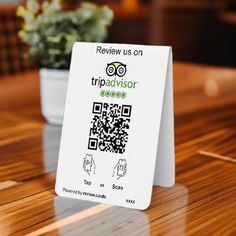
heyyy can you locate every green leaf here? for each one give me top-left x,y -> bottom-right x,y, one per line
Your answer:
26,0 -> 39,14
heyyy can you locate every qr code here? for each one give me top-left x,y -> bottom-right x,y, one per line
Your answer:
88,102 -> 132,154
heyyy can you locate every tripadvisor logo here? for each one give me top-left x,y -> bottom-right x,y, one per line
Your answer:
91,61 -> 138,89
106,62 -> 127,77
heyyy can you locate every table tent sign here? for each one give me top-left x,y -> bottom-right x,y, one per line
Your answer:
56,42 -> 175,210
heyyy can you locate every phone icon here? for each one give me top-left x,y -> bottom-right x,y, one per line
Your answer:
83,154 -> 95,175
113,159 -> 127,180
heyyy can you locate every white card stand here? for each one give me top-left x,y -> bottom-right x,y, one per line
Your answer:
153,51 -> 175,187
56,43 -> 175,209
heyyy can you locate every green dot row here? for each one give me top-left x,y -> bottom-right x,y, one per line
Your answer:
100,90 -> 127,99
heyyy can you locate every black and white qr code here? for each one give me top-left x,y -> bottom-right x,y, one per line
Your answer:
88,102 -> 132,154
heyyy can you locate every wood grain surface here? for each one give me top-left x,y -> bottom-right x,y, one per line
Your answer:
0,63 -> 236,235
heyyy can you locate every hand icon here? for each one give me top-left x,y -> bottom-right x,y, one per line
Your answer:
83,154 -> 96,175
112,159 -> 127,180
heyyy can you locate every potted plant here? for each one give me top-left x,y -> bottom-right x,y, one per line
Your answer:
17,0 -> 113,124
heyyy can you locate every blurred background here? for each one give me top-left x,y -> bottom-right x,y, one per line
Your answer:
1,0 -> 236,76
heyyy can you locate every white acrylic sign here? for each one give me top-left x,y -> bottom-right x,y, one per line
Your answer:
56,42 -> 175,210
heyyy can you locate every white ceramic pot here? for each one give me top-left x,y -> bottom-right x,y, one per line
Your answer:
40,68 -> 69,125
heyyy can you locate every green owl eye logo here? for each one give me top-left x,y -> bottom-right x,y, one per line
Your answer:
106,62 -> 127,77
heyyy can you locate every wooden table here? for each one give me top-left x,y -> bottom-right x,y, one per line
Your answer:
1,63 -> 236,235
